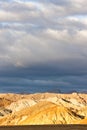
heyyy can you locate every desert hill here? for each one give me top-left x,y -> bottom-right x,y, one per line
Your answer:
0,92 -> 87,125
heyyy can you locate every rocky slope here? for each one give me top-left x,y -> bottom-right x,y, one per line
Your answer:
0,92 -> 87,125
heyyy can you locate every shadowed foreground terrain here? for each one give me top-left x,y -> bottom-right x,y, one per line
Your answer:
0,92 -> 87,125
0,125 -> 87,130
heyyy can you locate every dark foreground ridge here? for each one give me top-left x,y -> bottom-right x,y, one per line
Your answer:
0,125 -> 87,130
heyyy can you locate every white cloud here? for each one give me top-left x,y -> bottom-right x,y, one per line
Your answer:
0,0 -> 87,69
0,25 -> 87,69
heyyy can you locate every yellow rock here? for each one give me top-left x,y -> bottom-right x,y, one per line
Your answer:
0,93 -> 87,125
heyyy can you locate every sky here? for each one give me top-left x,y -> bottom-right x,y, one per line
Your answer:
0,0 -> 87,93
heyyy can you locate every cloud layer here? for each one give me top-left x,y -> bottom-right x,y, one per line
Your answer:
0,0 -> 87,93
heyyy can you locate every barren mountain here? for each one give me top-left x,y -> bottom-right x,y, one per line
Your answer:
0,92 -> 87,125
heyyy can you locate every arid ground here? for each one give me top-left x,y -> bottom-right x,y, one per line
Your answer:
0,93 -> 87,125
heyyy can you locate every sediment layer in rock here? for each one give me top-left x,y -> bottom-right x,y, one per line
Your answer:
0,92 -> 87,125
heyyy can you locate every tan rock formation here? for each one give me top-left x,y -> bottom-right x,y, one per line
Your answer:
0,92 -> 87,125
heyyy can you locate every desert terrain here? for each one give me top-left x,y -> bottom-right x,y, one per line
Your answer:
0,92 -> 87,125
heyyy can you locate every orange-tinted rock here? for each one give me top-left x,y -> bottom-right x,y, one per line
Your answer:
0,93 -> 87,125
19,102 -> 82,125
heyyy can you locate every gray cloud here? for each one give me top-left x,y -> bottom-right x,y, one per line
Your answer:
0,0 -> 87,23
0,74 -> 87,93
0,0 -> 87,93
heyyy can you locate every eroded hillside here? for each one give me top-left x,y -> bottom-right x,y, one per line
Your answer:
0,93 -> 87,125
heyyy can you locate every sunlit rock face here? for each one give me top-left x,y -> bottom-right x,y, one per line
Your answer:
0,92 -> 87,125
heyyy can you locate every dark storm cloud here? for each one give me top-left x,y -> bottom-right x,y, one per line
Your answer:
0,0 -> 87,92
0,57 -> 87,80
